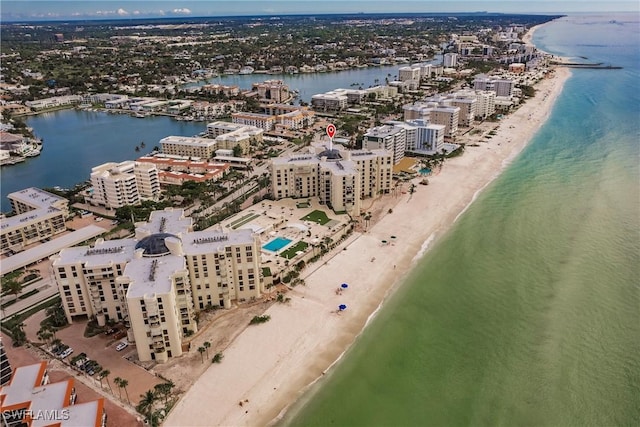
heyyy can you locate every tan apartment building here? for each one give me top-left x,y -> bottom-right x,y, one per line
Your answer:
403,101 -> 460,140
89,161 -> 160,210
1,188 -> 68,252
159,135 -> 218,159
231,112 -> 277,131
252,80 -> 290,103
206,121 -> 263,152
52,208 -> 263,363
270,143 -> 392,215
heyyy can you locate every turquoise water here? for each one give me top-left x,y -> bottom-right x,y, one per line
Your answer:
263,237 -> 293,252
284,14 -> 640,427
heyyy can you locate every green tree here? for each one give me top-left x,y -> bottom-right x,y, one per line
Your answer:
37,326 -> 53,345
153,381 -> 174,404
99,369 -> 112,393
114,376 -> 124,399
232,144 -> 243,157
11,322 -> 27,346
120,378 -> 130,404
5,279 -> 22,301
197,346 -> 205,363
137,390 -> 156,419
45,300 -> 68,327
203,341 -> 211,358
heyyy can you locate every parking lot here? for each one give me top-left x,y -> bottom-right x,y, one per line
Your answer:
25,312 -> 163,405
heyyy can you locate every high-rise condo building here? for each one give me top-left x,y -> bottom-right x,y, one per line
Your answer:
51,208 -> 263,362
89,161 -> 160,210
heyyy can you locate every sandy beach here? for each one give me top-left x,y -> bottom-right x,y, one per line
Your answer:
164,37 -> 571,427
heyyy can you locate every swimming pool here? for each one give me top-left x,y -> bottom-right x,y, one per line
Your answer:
262,237 -> 293,252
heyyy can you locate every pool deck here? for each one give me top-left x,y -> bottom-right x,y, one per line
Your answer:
215,198 -> 350,275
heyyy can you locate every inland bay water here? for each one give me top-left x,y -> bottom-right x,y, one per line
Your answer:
0,63 -> 406,211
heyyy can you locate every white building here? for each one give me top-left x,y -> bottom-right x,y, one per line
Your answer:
89,161 -> 160,210
52,208 -> 263,363
1,188 -> 69,252
24,95 -> 83,110
473,74 -> 515,97
363,125 -> 407,165
390,120 -> 445,154
443,53 -> 459,68
398,66 -> 421,82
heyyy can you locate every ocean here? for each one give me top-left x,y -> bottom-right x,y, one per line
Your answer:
283,13 -> 640,427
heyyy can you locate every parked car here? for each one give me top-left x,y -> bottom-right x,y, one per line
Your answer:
81,359 -> 93,371
115,341 -> 128,351
73,353 -> 87,367
87,362 -> 101,376
59,347 -> 74,358
53,345 -> 68,356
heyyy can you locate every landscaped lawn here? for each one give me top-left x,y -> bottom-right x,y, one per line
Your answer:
280,241 -> 309,259
300,210 -> 330,225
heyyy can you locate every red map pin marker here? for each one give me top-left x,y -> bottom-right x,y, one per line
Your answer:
326,124 -> 336,139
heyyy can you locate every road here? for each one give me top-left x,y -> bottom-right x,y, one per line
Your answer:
1,277 -> 60,318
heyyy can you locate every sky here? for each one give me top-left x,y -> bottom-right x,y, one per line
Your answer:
1,1 -> 638,22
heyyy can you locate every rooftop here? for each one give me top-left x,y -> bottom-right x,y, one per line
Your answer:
0,362 -> 47,408
125,254 -> 185,298
4,226 -> 109,275
54,238 -> 137,268
136,208 -> 191,237
8,187 -> 66,210
160,135 -> 218,148
182,229 -> 255,256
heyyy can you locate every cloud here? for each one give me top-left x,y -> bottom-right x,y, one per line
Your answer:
171,8 -> 192,15
117,8 -> 129,16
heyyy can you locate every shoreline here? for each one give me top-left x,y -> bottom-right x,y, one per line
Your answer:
164,25 -> 572,427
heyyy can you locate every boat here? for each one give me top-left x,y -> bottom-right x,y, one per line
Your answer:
132,112 -> 146,118
239,66 -> 255,75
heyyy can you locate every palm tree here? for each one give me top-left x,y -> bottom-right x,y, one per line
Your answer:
114,377 -> 123,399
120,378 -> 130,404
137,390 -> 156,419
203,341 -> 211,358
37,327 -> 53,346
197,346 -> 205,363
100,370 -> 112,393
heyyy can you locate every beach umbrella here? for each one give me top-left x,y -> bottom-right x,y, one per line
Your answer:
338,304 -> 347,311
341,283 -> 348,289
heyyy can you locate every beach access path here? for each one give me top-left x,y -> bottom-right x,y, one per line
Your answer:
164,64 -> 571,427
